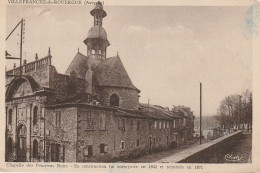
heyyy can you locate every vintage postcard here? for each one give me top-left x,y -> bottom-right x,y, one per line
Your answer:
0,0 -> 260,172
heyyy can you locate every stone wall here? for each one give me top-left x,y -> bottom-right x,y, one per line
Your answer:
45,107 -> 78,162
77,106 -> 173,162
48,66 -> 86,101
100,87 -> 139,110
178,131 -> 243,163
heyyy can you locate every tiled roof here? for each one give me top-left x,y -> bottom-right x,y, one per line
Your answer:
65,52 -> 89,78
46,101 -> 172,121
139,103 -> 181,118
96,56 -> 139,91
65,53 -> 139,91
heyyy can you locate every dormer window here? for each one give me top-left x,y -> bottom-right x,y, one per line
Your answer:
110,93 -> 119,107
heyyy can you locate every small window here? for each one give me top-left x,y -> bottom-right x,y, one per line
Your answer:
99,113 -> 106,130
8,109 -> 12,125
110,94 -> 119,107
121,141 -> 125,150
86,111 -> 94,130
159,121 -> 162,129
84,146 -> 93,156
154,121 -> 157,129
46,129 -> 51,136
163,121 -> 166,129
33,106 -> 38,125
173,120 -> 176,128
137,140 -> 140,146
33,140 -> 38,158
100,144 -> 107,154
55,112 -> 61,128
122,119 -> 126,132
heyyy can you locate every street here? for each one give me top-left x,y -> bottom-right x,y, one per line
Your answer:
122,133 -> 252,163
123,141 -> 201,163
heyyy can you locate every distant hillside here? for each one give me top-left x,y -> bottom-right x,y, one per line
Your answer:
194,116 -> 220,129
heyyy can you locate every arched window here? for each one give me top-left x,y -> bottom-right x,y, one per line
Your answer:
7,137 -> 13,153
33,106 -> 38,125
110,94 -> 119,107
8,109 -> 12,125
33,140 -> 38,158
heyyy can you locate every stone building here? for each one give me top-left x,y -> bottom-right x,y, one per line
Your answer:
172,106 -> 195,143
5,2 -> 194,162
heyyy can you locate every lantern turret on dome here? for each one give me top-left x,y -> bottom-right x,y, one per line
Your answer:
84,1 -> 110,63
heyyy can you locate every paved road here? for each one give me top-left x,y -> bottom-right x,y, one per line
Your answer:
123,132 -> 252,163
123,141 -> 201,163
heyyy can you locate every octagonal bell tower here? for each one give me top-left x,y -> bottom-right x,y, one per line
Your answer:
84,1 -> 110,64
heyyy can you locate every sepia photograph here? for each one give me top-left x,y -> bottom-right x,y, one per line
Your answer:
3,0 -> 256,167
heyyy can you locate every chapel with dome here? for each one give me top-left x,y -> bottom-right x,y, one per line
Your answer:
5,2 -> 194,162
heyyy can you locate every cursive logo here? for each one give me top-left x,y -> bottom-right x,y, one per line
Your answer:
225,154 -> 243,162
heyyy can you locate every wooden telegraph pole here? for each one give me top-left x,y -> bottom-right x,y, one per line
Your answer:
6,18 -> 24,78
5,18 -> 24,161
20,18 -> 24,78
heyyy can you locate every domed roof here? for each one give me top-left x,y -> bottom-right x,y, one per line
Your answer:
84,25 -> 110,46
88,25 -> 107,40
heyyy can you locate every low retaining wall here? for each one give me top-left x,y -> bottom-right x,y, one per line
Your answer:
178,130 -> 242,163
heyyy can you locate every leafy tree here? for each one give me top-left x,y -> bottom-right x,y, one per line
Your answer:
217,90 -> 252,131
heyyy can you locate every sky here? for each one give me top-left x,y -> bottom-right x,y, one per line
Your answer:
6,5 -> 253,116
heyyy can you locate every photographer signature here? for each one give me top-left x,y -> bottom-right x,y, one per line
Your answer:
225,154 -> 243,162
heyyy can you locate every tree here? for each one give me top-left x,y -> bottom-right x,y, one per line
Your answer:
217,95 -> 239,129
240,90 -> 252,131
217,90 -> 252,131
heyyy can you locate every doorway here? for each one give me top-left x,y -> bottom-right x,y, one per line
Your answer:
17,125 -> 27,162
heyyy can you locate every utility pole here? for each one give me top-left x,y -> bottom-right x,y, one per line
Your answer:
200,83 -> 202,145
6,18 -> 24,78
20,18 -> 23,78
238,95 -> 242,130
